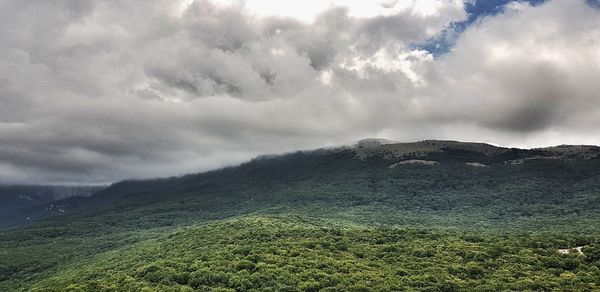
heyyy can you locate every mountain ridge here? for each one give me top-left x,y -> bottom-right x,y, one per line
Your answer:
3,139 -> 600,228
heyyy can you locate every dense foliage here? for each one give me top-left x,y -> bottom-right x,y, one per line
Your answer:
4,216 -> 600,291
2,142 -> 600,290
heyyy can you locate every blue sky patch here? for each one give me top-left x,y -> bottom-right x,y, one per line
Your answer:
417,0 -> 548,56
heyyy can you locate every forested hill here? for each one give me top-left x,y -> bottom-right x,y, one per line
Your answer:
4,139 -> 600,230
2,140 -> 600,291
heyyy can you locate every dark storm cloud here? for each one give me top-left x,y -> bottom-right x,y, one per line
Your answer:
0,0 -> 599,184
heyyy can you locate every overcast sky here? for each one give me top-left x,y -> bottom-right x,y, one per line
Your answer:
1,0 -> 600,184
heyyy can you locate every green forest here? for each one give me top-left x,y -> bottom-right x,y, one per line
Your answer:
2,142 -> 600,291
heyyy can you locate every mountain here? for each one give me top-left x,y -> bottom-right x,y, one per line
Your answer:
6,139 -> 600,228
0,185 -> 105,215
2,140 -> 600,291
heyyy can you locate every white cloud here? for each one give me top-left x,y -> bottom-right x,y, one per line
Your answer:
423,0 -> 600,133
205,0 -> 465,22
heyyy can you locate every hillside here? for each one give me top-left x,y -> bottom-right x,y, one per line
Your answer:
2,140 -> 600,290
5,139 -> 600,229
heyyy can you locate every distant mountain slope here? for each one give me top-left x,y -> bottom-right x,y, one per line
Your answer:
4,139 -> 600,229
0,185 -> 105,213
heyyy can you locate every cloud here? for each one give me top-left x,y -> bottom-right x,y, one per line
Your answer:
0,0 -> 599,184
422,0 -> 600,133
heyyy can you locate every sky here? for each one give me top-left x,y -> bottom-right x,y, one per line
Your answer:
1,0 -> 600,184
